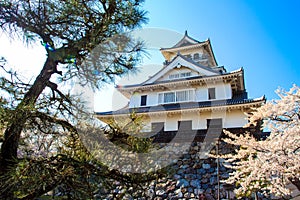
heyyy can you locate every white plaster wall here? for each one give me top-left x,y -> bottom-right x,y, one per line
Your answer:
129,92 -> 140,108
195,87 -> 208,101
195,83 -> 232,101
194,110 -> 247,129
142,110 -> 248,132
147,92 -> 157,106
164,113 -> 201,131
150,115 -> 167,123
129,82 -> 232,108
182,113 -> 201,130
165,116 -> 178,131
216,83 -> 232,100
129,91 -> 160,108
196,110 -> 247,129
224,110 -> 248,128
196,112 -> 226,129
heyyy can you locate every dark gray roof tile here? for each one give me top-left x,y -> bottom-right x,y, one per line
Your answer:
96,98 -> 265,116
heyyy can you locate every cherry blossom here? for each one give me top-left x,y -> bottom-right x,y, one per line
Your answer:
222,85 -> 300,197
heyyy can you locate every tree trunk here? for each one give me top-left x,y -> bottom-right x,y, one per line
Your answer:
0,58 -> 57,198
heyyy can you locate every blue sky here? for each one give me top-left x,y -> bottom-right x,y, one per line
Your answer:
142,0 -> 300,100
0,1 -> 299,111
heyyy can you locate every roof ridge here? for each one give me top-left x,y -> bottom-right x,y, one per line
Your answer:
170,31 -> 201,48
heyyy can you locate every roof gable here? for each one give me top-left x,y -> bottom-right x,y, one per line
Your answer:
142,54 -> 219,85
172,31 -> 200,48
160,32 -> 218,67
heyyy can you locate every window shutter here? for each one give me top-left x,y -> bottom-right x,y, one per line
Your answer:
140,95 -> 147,106
208,88 -> 216,100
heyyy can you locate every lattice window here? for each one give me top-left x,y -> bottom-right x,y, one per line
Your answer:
169,72 -> 191,80
158,90 -> 194,104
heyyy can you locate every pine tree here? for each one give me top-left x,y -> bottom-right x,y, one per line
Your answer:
0,1 -> 148,198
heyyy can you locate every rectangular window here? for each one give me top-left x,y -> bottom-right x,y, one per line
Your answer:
178,120 -> 192,131
164,92 -> 175,103
176,90 -> 193,102
140,95 -> 147,106
180,72 -> 191,78
169,72 -> 191,79
176,91 -> 187,102
158,90 -> 194,104
208,88 -> 216,100
169,74 -> 179,79
207,118 -> 222,129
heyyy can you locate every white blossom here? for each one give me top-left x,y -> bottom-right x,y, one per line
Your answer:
222,85 -> 300,197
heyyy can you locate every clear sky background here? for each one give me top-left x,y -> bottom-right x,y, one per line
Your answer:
0,0 -> 299,112
142,0 -> 300,99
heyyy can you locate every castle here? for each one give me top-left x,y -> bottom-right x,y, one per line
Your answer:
95,31 -> 266,199
96,31 -> 264,143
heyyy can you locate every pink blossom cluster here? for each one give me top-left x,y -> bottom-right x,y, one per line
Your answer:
222,85 -> 300,197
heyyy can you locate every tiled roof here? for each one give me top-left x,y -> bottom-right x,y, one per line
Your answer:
96,97 -> 265,116
131,53 -> 220,87
161,31 -> 203,50
116,67 -> 242,89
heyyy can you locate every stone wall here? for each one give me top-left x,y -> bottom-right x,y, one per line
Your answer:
97,141 -> 236,200
145,141 -> 234,200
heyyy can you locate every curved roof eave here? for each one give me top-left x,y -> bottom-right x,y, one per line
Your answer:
206,38 -> 218,66
116,67 -> 243,91
170,30 -> 201,48
96,97 -> 265,117
160,40 -> 207,52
